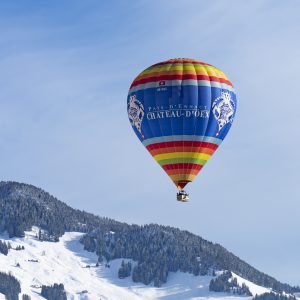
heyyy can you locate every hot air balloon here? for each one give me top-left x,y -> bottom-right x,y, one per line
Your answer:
127,58 -> 236,201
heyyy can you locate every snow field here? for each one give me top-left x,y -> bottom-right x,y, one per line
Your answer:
0,229 -> 296,300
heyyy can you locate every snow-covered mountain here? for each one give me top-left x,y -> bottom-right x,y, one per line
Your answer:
0,228 -> 276,300
0,181 -> 299,300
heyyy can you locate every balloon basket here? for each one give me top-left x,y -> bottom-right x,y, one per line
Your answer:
176,190 -> 189,202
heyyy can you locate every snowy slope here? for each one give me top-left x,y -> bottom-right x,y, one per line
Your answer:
0,229 -> 295,300
231,272 -> 271,296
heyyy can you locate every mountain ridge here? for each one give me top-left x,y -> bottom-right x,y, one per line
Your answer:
0,181 -> 299,299
0,181 -> 127,239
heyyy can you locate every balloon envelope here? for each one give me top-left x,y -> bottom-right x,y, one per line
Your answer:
127,58 -> 237,190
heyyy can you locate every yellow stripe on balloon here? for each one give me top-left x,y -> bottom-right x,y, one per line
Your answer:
169,174 -> 197,182
154,152 -> 211,161
138,65 -> 229,80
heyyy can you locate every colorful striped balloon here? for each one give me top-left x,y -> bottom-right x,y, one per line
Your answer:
127,58 -> 237,190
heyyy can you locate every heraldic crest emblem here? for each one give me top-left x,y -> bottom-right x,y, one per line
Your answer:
212,91 -> 235,136
128,94 -> 145,136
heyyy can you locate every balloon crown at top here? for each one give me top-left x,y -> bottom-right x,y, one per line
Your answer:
168,58 -> 196,61
152,58 -> 212,66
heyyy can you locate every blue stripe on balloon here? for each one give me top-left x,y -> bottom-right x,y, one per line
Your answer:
129,80 -> 235,94
142,135 -> 222,147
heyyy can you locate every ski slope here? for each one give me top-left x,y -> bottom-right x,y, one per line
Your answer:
0,229 -> 291,300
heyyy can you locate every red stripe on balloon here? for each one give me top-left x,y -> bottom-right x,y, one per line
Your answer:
146,141 -> 218,151
130,74 -> 233,88
163,163 -> 203,171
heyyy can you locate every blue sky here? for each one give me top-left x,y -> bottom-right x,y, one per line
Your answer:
0,0 -> 299,286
